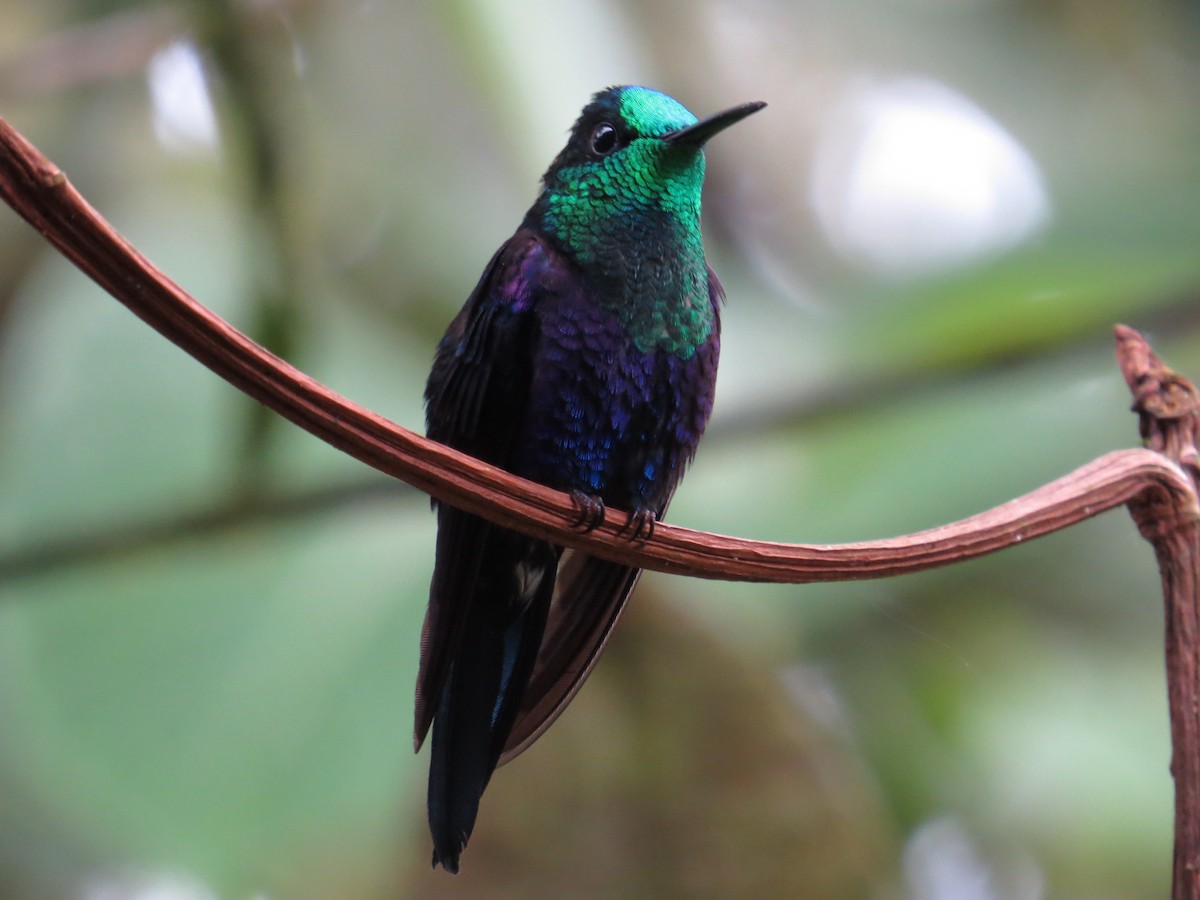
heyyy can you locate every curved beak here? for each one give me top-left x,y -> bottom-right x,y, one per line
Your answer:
663,100 -> 766,148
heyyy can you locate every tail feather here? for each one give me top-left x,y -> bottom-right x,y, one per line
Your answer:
426,534 -> 557,872
427,655 -> 499,871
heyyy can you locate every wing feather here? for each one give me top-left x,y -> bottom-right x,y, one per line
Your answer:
415,231 -> 547,751
498,551 -> 642,764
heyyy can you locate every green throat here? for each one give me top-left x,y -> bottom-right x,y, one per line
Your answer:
536,88 -> 715,359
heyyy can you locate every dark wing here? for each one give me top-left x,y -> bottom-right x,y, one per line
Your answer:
498,551 -> 643,764
414,230 -> 549,751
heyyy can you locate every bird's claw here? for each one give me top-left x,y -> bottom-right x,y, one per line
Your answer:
618,508 -> 657,543
569,491 -> 606,533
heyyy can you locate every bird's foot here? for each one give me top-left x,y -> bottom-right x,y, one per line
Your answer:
569,491 -> 606,533
618,507 -> 657,543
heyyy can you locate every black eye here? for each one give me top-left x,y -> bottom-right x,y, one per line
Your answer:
589,122 -> 620,157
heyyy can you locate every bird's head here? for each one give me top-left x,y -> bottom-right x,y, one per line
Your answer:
533,86 -> 764,261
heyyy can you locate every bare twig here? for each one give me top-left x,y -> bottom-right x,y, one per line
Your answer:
1117,325 -> 1200,900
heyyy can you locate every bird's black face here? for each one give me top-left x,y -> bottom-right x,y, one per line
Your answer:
544,88 -> 637,174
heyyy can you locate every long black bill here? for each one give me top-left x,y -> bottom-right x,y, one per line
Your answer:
663,100 -> 766,148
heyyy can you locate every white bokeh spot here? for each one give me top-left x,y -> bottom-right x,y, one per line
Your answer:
147,39 -> 219,156
811,77 -> 1050,278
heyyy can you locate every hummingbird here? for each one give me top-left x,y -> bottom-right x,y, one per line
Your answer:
416,85 -> 764,872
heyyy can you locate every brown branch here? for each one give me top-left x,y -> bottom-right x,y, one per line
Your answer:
0,113 -> 1195,585
1116,325 -> 1200,900
2,113 -> 1200,893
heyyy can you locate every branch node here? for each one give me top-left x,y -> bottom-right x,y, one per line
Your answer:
1116,323 -> 1200,470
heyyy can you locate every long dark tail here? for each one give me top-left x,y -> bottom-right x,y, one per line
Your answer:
427,535 -> 558,873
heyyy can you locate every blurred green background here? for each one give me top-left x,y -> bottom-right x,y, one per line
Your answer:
1,0 -> 1198,897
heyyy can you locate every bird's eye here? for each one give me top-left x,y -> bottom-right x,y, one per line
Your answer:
589,122 -> 620,157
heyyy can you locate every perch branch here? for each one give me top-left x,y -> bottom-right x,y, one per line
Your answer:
0,113 -> 1195,584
